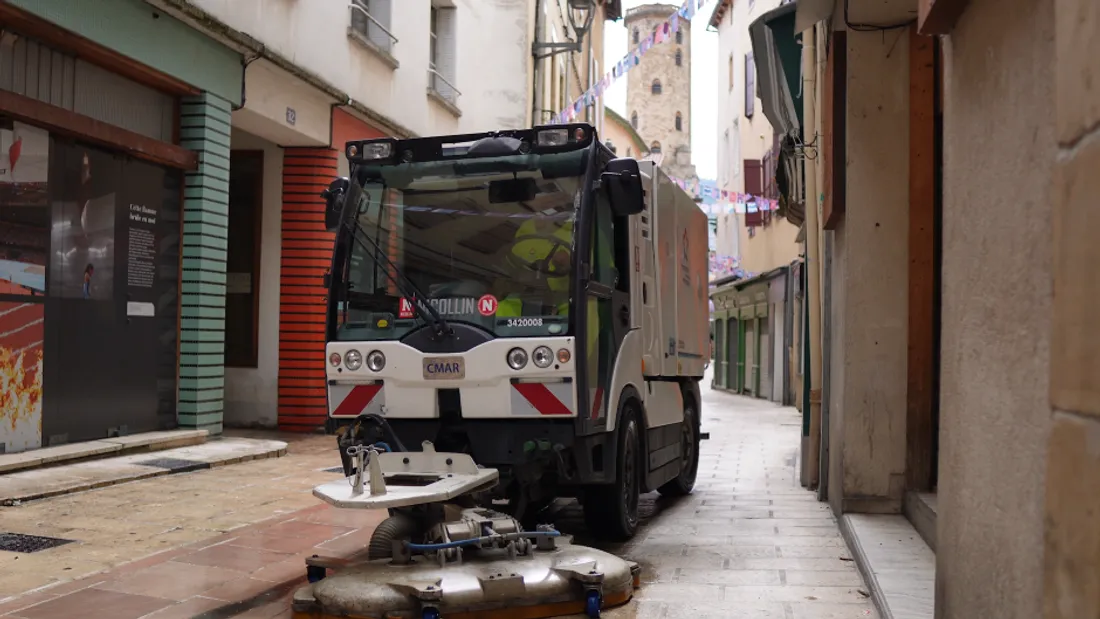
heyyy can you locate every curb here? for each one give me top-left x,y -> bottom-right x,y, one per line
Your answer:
1,444 -> 287,505
838,514 -> 893,619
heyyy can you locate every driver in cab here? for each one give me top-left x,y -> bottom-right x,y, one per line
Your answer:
497,216 -> 573,318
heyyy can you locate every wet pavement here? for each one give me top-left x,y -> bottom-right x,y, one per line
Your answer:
0,372 -> 875,619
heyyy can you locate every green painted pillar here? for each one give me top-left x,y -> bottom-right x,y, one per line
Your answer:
177,92 -> 231,434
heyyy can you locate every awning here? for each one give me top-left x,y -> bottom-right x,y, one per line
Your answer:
749,2 -> 803,139
794,0 -> 835,34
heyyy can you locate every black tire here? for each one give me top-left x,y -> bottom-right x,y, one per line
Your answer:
658,396 -> 700,497
367,514 -> 417,560
583,408 -> 641,541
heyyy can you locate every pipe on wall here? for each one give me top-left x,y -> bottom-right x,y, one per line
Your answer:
801,23 -> 825,491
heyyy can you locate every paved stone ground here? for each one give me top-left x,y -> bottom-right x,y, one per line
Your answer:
581,371 -> 878,619
0,372 -> 876,618
0,432 -> 340,599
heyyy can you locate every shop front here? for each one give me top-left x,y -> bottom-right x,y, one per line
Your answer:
710,264 -> 796,405
0,0 -> 241,452
275,108 -> 389,432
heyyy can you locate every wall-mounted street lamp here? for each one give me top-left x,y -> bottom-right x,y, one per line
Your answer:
532,0 -> 596,60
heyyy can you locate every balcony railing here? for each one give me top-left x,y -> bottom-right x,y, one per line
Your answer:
428,64 -> 461,106
349,0 -> 398,54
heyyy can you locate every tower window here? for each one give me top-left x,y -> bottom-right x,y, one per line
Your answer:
633,27 -> 639,44
675,112 -> 683,131
651,79 -> 662,95
675,30 -> 683,44
675,49 -> 683,67
650,141 -> 661,154
630,112 -> 638,128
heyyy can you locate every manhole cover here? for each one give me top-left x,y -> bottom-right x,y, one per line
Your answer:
0,532 -> 74,553
135,458 -> 210,472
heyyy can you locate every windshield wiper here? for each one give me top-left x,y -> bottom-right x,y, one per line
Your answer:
341,221 -> 452,338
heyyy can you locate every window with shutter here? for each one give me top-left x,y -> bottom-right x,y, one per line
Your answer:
630,112 -> 638,128
651,79 -> 662,95
743,159 -> 763,195
675,49 -> 682,66
675,30 -> 683,44
675,112 -> 683,131
633,27 -> 639,44
745,54 -> 755,117
429,5 -> 459,105
350,0 -> 397,57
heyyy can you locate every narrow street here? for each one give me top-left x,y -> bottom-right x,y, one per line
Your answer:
0,373 -> 874,619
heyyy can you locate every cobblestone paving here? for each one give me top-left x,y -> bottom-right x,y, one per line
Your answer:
0,374 -> 876,618
593,374 -> 878,619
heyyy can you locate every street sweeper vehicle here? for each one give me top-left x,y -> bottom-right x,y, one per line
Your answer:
293,124 -> 709,618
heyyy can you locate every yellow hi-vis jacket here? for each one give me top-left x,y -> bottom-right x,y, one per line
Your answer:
497,218 -> 612,363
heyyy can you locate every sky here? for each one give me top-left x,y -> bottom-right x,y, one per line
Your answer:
602,0 -> 719,180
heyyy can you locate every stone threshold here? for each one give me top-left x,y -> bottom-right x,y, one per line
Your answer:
904,491 -> 938,553
839,513 -> 936,619
0,437 -> 288,505
0,430 -> 209,475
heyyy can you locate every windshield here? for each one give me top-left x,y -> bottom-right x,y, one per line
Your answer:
331,150 -> 588,342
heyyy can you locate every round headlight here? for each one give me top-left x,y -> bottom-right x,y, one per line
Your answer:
557,348 -> 571,364
329,352 -> 342,367
532,346 -> 553,368
507,347 -> 529,370
344,349 -> 363,371
366,350 -> 386,372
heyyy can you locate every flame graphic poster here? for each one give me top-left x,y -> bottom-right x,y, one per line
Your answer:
0,301 -> 43,451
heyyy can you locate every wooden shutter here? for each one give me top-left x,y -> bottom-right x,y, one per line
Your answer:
745,53 -> 755,117
744,159 -> 763,195
823,30 -> 847,230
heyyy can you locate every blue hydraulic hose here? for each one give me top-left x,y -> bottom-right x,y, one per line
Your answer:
373,442 -> 392,452
406,530 -> 562,552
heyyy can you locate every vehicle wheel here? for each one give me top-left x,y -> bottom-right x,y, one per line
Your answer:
368,514 -> 417,560
583,408 -> 641,541
658,397 -> 700,497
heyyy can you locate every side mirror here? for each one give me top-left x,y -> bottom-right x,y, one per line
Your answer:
321,177 -> 351,232
600,158 -> 645,216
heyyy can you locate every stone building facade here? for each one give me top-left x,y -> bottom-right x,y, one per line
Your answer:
624,3 -> 696,180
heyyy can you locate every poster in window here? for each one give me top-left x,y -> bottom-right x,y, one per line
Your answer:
0,301 -> 43,452
0,121 -> 49,297
50,146 -> 116,300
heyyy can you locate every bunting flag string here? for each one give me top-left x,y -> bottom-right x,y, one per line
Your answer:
550,0 -> 711,124
667,175 -> 780,215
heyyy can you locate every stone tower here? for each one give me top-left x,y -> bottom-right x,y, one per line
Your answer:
624,3 -> 696,180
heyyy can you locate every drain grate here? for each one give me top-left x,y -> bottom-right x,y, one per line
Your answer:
135,458 -> 211,472
0,532 -> 74,553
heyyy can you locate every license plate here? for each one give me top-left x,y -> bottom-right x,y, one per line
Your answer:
423,356 -> 465,380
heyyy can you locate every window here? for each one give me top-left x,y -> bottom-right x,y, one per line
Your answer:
650,141 -> 661,153
633,27 -> 639,44
675,112 -> 683,131
651,79 -> 662,95
675,49 -> 683,67
675,30 -> 683,44
630,111 -> 638,128
349,0 -> 397,56
728,54 -> 734,91
745,53 -> 755,117
226,150 -> 264,368
626,146 -> 632,157
429,4 -> 459,106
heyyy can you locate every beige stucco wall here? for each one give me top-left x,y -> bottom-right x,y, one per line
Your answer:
934,0 -> 1055,616
826,28 -> 910,516
738,219 -> 802,275
1043,0 -> 1100,615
